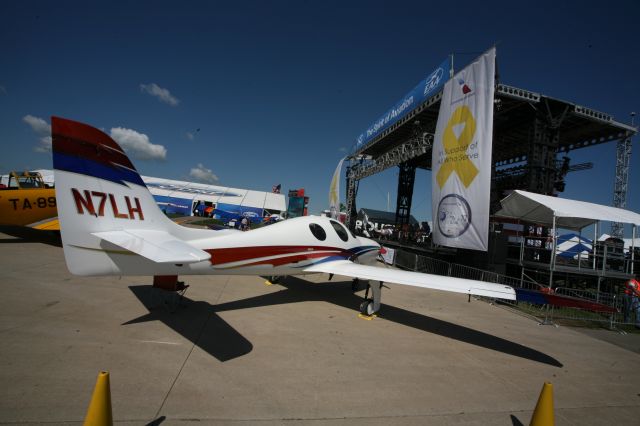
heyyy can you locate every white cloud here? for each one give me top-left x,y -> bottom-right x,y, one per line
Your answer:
109,127 -> 167,161
23,114 -> 51,135
0,86 -> 6,95
34,136 -> 52,153
186,132 -> 194,140
140,83 -> 180,106
189,163 -> 218,184
23,115 -> 52,153
338,146 -> 347,153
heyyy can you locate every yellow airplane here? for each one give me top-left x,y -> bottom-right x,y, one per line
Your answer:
0,171 -> 59,230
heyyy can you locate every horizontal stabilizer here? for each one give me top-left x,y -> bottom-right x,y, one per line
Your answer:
92,230 -> 211,264
305,260 -> 516,300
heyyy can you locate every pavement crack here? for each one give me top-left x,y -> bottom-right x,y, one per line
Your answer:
152,277 -> 231,420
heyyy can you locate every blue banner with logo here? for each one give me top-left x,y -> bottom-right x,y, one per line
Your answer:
153,195 -> 192,216
213,203 -> 264,224
355,58 -> 450,149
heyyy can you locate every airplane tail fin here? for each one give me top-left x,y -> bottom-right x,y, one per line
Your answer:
52,117 -> 210,275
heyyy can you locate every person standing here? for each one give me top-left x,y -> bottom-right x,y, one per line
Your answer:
624,278 -> 640,327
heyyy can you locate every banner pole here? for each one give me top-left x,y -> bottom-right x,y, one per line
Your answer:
450,54 -> 454,78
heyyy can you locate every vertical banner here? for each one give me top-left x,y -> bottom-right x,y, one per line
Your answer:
431,48 -> 496,251
329,157 -> 345,219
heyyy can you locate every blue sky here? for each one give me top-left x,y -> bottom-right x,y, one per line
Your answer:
1,0 -> 638,226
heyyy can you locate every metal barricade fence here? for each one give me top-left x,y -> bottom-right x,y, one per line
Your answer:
550,288 -> 640,327
389,247 -> 637,328
415,254 -> 450,276
542,287 -> 615,326
394,250 -> 418,271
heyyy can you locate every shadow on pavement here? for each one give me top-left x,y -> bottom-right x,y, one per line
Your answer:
510,414 -> 525,425
146,416 -> 166,426
124,285 -> 253,362
213,276 -> 563,367
0,226 -> 62,247
123,274 -> 563,367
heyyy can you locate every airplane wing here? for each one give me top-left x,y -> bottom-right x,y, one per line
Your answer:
92,230 -> 211,264
28,217 -> 60,231
304,260 -> 516,300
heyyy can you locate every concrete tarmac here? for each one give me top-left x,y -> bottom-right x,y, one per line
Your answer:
0,231 -> 639,425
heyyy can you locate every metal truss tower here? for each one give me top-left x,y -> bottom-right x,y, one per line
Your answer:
395,163 -> 416,228
611,135 -> 633,238
526,101 -> 569,195
344,130 -> 433,231
345,165 -> 359,231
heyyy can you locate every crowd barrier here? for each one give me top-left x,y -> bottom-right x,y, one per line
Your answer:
388,247 -> 639,329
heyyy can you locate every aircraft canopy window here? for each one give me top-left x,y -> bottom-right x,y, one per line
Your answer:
330,220 -> 349,242
309,223 -> 326,241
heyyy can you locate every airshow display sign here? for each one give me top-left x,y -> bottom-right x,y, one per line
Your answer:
355,58 -> 450,149
431,48 -> 496,251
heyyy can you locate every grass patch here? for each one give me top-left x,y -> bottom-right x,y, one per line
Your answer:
190,218 -> 225,226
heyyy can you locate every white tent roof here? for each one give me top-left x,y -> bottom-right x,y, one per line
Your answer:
496,190 -> 640,231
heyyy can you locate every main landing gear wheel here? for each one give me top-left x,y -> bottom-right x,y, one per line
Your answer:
269,276 -> 281,284
360,299 -> 375,316
358,280 -> 383,317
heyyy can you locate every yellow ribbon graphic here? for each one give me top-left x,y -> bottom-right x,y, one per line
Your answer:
436,105 -> 478,189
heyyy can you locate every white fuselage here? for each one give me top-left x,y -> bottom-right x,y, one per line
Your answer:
61,205 -> 380,277
190,215 -> 381,276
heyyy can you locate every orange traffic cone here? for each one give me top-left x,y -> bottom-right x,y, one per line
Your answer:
83,371 -> 113,426
529,381 -> 554,426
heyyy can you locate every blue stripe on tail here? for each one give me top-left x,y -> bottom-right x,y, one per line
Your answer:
53,152 -> 146,187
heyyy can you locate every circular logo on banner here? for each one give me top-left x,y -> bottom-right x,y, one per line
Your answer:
437,194 -> 472,238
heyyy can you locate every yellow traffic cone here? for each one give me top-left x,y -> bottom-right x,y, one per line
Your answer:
530,381 -> 554,426
83,371 -> 113,426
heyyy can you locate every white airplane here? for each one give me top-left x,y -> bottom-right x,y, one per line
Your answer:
51,117 -> 515,316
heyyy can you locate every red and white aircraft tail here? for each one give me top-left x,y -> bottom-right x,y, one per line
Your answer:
52,116 -> 515,315
52,117 -> 212,275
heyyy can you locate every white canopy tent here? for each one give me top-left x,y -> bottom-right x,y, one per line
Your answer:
496,190 -> 640,231
496,190 -> 639,281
